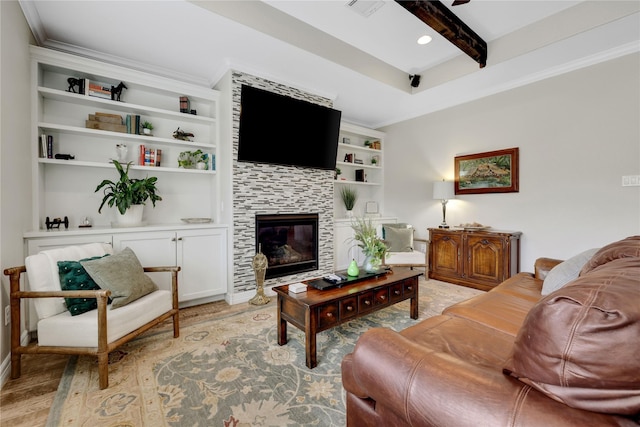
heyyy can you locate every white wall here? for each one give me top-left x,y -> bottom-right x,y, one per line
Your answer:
0,1 -> 35,386
381,53 -> 640,271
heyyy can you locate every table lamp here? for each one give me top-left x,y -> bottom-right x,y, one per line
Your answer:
433,180 -> 455,228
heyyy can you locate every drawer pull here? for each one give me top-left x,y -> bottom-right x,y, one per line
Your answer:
481,239 -> 489,245
394,290 -> 401,295
346,306 -> 354,311
406,286 -> 413,291
326,312 -> 333,318
379,295 -> 386,300
364,300 -> 371,306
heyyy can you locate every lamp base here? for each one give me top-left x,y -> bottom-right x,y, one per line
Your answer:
439,224 -> 450,229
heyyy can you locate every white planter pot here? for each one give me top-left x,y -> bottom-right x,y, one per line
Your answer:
116,204 -> 144,226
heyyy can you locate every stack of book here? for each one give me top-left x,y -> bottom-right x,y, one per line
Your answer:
86,112 -> 126,133
39,133 -> 54,158
125,114 -> 141,134
87,81 -> 112,99
138,145 -> 162,167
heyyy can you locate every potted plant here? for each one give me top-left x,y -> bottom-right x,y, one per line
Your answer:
178,149 -> 209,170
141,121 -> 154,135
95,160 -> 162,226
335,167 -> 341,180
340,186 -> 357,217
350,217 -> 388,272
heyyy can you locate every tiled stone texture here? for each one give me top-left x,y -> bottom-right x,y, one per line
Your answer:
232,72 -> 334,293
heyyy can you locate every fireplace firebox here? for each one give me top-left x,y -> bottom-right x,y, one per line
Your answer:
255,213 -> 319,279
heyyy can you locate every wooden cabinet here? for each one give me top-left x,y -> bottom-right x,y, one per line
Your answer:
428,228 -> 521,291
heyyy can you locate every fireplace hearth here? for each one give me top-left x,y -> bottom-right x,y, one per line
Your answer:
255,213 -> 319,279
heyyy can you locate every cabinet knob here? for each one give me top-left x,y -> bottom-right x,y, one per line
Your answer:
394,290 -> 401,295
481,239 -> 489,245
326,312 -> 333,318
346,305 -> 354,311
364,300 -> 371,306
379,295 -> 386,300
406,286 -> 413,291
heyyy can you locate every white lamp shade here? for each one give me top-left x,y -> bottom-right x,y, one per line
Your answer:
433,181 -> 455,200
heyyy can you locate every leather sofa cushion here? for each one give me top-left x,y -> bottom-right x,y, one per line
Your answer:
580,235 -> 640,276
504,256 -> 640,415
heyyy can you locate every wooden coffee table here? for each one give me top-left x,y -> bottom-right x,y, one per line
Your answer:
273,269 -> 421,368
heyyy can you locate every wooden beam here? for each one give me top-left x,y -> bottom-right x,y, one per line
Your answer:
396,0 -> 487,68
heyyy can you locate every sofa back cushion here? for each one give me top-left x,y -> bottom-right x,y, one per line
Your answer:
504,243 -> 640,415
25,243 -> 113,319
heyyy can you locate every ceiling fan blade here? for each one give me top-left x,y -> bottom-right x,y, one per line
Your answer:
452,0 -> 470,5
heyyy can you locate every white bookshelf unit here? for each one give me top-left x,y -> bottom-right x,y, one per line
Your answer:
25,47 -> 229,307
30,46 -> 221,230
334,122 -> 385,218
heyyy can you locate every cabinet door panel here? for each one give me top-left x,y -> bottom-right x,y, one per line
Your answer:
178,228 -> 227,300
113,231 -> 176,293
466,235 -> 504,285
430,232 -> 462,278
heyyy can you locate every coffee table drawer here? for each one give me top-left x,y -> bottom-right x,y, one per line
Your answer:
403,279 -> 417,296
374,287 -> 389,306
390,282 -> 404,302
358,291 -> 375,313
340,297 -> 358,320
317,303 -> 339,329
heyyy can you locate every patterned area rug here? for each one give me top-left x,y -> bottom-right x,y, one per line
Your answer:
46,278 -> 481,426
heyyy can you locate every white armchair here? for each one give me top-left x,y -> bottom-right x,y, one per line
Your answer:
4,243 -> 180,389
380,223 -> 429,274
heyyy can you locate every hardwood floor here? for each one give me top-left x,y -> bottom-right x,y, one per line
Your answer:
0,299 -> 250,427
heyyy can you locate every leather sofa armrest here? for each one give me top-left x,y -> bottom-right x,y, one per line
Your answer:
534,257 -> 563,280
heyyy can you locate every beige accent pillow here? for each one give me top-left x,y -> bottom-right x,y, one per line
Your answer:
81,247 -> 158,309
384,226 -> 414,252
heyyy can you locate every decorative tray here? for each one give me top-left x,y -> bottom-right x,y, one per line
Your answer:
181,218 -> 212,224
459,223 -> 490,231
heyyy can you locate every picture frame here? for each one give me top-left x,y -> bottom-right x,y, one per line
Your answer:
454,147 -> 519,194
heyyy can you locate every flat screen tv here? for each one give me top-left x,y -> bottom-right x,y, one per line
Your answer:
238,85 -> 342,170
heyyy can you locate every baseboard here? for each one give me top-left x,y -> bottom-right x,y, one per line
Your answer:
0,330 -> 29,390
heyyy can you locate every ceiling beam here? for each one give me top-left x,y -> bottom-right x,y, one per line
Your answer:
396,0 -> 487,68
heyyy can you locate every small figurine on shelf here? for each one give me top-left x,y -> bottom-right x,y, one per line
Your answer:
67,77 -> 82,93
173,127 -> 194,141
110,82 -> 127,102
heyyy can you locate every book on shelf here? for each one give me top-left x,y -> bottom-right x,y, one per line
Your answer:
88,81 -> 112,99
125,114 -> 140,134
39,133 -> 52,158
47,135 -> 53,159
139,145 -> 145,165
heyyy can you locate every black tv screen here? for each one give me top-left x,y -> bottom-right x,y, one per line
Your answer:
238,85 -> 341,170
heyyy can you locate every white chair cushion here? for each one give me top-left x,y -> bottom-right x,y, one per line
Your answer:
37,289 -> 172,347
25,243 -> 113,319
385,250 -> 426,265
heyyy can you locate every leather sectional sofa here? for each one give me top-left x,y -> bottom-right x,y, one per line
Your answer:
342,236 -> 640,426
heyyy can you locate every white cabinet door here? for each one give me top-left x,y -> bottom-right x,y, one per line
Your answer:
177,228 -> 227,300
113,231 -> 176,293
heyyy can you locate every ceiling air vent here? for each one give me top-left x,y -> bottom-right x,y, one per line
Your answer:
345,0 -> 385,18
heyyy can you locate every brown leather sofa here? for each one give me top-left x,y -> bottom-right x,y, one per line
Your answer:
342,236 -> 640,426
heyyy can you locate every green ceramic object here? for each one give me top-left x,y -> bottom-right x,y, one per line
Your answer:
347,259 -> 359,277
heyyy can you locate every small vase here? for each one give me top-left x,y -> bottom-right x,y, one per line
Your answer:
347,259 -> 359,277
346,210 -> 354,218
364,255 -> 381,273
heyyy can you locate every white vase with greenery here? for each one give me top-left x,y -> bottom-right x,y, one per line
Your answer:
350,217 -> 388,272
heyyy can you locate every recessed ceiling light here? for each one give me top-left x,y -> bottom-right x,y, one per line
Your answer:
417,35 -> 433,45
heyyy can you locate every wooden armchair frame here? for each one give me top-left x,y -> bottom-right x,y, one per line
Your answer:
4,265 -> 180,389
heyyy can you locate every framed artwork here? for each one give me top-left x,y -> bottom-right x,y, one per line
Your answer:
454,147 -> 519,194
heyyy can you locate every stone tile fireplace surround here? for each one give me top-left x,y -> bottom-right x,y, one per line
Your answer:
232,71 -> 335,296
